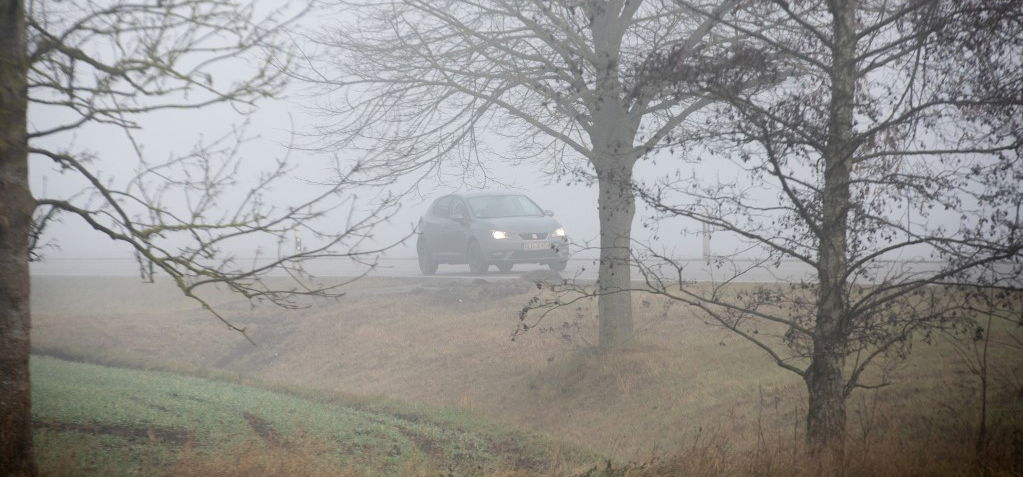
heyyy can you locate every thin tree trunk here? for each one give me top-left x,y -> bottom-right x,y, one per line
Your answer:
976,307 -> 993,466
0,1 -> 36,476
805,0 -> 857,462
595,161 -> 635,350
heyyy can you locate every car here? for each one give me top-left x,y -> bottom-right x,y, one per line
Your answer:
416,191 -> 570,274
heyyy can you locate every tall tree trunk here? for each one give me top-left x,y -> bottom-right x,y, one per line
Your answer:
595,160 -> 635,350
805,0 -> 857,461
0,1 -> 35,476
587,2 -> 638,351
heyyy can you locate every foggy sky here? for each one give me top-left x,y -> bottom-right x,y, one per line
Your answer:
28,88 -> 719,267
26,4 -> 957,274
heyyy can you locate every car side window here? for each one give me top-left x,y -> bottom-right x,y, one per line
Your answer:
432,196 -> 452,218
450,199 -> 468,220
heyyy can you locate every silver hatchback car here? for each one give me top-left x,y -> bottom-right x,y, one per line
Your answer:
416,191 -> 570,274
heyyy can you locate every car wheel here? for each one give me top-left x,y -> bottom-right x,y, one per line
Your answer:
548,260 -> 567,272
417,237 -> 438,275
496,262 -> 513,273
468,242 -> 489,274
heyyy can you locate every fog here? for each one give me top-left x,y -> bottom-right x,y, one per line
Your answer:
27,77 -> 957,275
12,1 -> 1022,476
29,86 -> 719,271
27,1 -> 979,278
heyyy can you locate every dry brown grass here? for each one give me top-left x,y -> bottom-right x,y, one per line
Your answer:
31,275 -> 1023,472
614,422 -> 1023,477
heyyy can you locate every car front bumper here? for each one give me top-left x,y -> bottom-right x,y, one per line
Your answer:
483,238 -> 570,264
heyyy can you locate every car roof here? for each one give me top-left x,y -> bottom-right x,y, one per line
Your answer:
427,191 -> 539,216
444,191 -> 527,199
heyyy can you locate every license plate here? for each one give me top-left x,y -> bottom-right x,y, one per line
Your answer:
523,241 -> 550,250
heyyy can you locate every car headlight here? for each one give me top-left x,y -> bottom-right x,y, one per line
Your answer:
491,230 -> 510,240
553,227 -> 566,238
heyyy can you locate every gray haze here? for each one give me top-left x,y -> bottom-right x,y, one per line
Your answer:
27,9 -> 957,277
29,90 -> 717,270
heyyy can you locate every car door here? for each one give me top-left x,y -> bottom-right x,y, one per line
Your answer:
420,196 -> 452,258
442,198 -> 473,260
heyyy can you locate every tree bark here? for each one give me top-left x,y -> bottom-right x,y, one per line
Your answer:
0,1 -> 35,476
587,2 -> 639,351
595,160 -> 636,350
804,348 -> 847,461
805,0 -> 857,461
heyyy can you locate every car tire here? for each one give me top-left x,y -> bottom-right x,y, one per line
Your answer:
468,242 -> 489,274
496,262 -> 513,273
548,260 -> 567,272
417,237 -> 438,275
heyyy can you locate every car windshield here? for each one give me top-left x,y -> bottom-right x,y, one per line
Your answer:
468,195 -> 544,218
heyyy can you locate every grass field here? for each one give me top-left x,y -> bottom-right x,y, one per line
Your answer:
32,355 -> 593,476
30,275 -> 1023,475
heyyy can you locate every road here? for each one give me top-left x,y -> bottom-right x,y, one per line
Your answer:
30,255 -> 958,285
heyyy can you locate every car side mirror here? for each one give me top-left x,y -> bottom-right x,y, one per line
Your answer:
544,209 -> 554,216
451,211 -> 468,223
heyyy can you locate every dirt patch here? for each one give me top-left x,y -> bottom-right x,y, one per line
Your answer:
243,412 -> 286,447
33,419 -> 191,445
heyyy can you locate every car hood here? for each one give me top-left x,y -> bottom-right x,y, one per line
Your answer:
479,216 -> 561,233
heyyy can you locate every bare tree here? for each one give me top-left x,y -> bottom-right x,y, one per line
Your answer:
1,1 -> 402,475
627,0 -> 1023,460
942,276 -> 1023,469
304,0 -> 763,350
516,0 -> 1021,462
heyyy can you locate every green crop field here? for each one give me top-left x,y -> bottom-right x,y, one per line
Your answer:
31,355 -> 590,477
